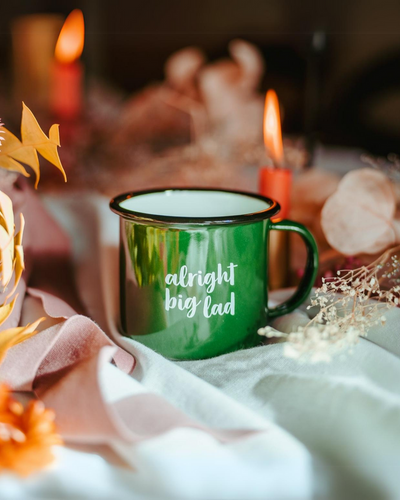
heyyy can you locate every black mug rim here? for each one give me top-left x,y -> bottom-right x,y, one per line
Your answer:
110,187 -> 281,225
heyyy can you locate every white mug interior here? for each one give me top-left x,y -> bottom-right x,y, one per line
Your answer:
119,190 -> 270,218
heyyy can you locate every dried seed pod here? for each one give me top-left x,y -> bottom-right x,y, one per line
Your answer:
321,168 -> 399,255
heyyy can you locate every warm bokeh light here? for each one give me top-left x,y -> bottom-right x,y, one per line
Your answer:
263,89 -> 284,166
54,9 -> 85,64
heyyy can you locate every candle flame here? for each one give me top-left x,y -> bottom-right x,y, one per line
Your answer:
263,89 -> 284,165
55,9 -> 85,63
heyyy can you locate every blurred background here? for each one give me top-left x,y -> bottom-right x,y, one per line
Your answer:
1,0 -> 400,154
1,0 -> 398,290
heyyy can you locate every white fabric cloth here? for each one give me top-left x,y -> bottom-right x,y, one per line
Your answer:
0,194 -> 312,500
2,189 -> 400,499
2,358 -> 310,500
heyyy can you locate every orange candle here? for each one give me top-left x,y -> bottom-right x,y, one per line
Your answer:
12,14 -> 63,109
259,167 -> 292,219
50,10 -> 85,119
259,90 -> 292,219
259,90 -> 292,289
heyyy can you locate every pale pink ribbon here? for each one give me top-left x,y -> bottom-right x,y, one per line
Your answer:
0,180 -> 256,445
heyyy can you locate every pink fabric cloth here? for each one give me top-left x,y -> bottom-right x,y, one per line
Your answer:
0,180 -> 255,445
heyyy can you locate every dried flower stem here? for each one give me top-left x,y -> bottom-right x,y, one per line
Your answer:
259,246 -> 400,362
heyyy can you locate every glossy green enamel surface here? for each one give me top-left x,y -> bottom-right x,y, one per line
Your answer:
269,219 -> 319,318
118,216 -> 319,360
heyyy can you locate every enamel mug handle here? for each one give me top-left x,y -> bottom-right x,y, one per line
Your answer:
268,219 -> 319,319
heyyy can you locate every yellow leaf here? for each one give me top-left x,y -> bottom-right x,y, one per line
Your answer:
0,103 -> 67,188
49,124 -> 60,146
0,154 -> 30,178
0,191 -> 14,234
0,195 -> 24,299
5,246 -> 24,301
15,213 -> 25,248
0,318 -> 45,364
0,297 -> 17,327
0,225 -> 14,288
21,103 -> 67,185
0,128 -> 36,178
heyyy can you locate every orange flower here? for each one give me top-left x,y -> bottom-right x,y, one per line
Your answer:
0,383 -> 62,476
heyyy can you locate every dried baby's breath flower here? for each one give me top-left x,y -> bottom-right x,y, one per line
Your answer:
259,245 -> 400,362
0,384 -> 62,476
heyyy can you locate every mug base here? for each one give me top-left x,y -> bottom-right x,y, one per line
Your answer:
121,329 -> 264,361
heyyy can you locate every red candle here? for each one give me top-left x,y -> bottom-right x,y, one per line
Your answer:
50,9 -> 85,120
259,90 -> 292,219
259,90 -> 293,290
259,167 -> 292,219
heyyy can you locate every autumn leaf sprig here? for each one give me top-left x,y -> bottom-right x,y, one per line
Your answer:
259,246 -> 400,362
0,103 -> 67,362
0,191 -> 45,363
0,105 -> 65,476
0,103 -> 66,188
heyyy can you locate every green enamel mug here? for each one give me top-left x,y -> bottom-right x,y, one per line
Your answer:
110,188 -> 318,360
